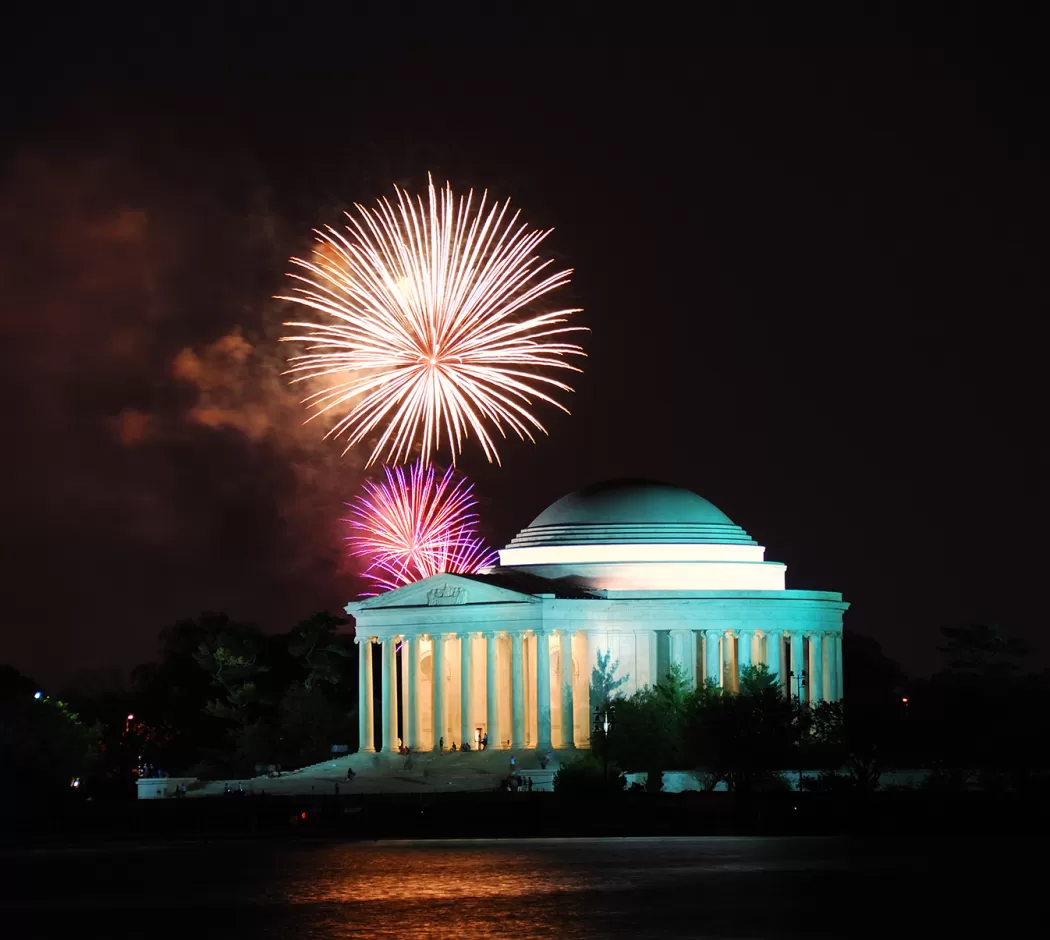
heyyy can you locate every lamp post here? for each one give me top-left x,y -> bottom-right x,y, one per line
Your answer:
592,705 -> 614,786
790,669 -> 807,791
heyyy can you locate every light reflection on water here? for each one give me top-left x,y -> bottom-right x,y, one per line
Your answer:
248,837 -> 922,939
9,835 -> 976,939
269,837 -> 851,906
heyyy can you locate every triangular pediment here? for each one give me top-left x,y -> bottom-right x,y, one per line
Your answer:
345,572 -> 541,613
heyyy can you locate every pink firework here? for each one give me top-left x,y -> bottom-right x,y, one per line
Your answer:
345,461 -> 499,594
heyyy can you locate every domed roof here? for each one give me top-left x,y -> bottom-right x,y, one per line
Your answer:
506,479 -> 757,548
531,479 -> 732,527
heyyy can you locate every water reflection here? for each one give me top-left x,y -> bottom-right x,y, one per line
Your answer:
271,837 -> 857,906
10,836 -> 974,940
253,837 -> 922,939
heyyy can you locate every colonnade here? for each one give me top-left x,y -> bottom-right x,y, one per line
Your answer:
695,628 -> 844,703
355,626 -> 844,754
355,629 -> 579,755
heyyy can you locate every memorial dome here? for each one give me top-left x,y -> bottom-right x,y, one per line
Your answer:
494,479 -> 781,591
505,479 -> 757,549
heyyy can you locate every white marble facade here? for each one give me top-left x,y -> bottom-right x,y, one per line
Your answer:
346,481 -> 849,753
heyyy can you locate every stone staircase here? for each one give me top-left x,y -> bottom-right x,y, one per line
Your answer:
182,748 -> 574,797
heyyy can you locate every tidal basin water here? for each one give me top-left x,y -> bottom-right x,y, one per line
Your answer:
6,835 -> 1016,938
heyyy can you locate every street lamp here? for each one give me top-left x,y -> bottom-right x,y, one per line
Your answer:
790,670 -> 807,791
592,705 -> 614,786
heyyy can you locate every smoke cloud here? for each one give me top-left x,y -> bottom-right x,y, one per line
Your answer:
0,138 -> 367,684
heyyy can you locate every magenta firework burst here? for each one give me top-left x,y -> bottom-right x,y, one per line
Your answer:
345,460 -> 498,593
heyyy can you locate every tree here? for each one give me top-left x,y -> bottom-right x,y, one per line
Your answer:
687,665 -> 794,792
938,623 -> 1029,679
552,755 -> 626,795
589,649 -> 629,713
288,611 -> 351,690
810,700 -> 885,791
277,681 -> 357,766
842,633 -> 906,705
588,650 -> 628,774
0,668 -> 100,801
194,625 -> 268,724
608,664 -> 692,790
912,622 -> 1039,786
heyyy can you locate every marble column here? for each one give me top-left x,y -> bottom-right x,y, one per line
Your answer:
460,632 -> 474,748
575,631 -> 591,749
763,629 -> 780,687
704,629 -> 722,685
511,631 -> 526,749
382,636 -> 399,752
559,630 -> 575,748
649,630 -> 660,689
723,631 -> 735,691
808,633 -> 824,704
835,632 -> 844,701
486,632 -> 500,748
790,632 -> 805,700
669,629 -> 691,682
536,630 -> 552,752
357,636 -> 374,753
432,633 -> 446,751
737,629 -> 753,685
822,633 -> 835,702
403,634 -> 418,750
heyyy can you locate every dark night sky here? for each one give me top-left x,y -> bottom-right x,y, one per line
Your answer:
1,9 -> 1046,687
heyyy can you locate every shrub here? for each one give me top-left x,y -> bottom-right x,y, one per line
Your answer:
552,756 -> 626,795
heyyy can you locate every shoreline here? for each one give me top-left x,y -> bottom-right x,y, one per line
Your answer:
7,788 -> 1045,848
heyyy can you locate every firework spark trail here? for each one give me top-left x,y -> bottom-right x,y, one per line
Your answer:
279,176 -> 586,466
345,460 -> 499,594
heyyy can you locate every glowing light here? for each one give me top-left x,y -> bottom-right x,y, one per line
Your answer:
127,713 -> 135,721
498,542 -> 768,566
345,460 -> 498,594
279,176 -> 586,466
33,691 -> 42,700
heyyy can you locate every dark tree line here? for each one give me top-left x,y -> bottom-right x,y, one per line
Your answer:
5,618 -> 1046,800
558,624 -> 1050,795
1,610 -> 361,799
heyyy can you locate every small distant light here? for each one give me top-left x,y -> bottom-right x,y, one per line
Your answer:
33,691 -> 42,700
901,697 -> 909,704
300,811 -> 307,819
127,713 -> 135,721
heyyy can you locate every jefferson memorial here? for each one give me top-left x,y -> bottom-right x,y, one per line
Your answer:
347,480 -> 848,755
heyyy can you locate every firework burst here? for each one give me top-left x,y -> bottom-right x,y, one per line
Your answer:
279,176 -> 586,466
345,460 -> 499,594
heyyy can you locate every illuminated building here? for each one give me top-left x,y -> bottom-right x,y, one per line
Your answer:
346,479 -> 848,753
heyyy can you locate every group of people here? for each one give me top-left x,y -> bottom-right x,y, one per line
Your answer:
437,732 -> 489,752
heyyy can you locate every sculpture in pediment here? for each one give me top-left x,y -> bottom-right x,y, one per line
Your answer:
426,584 -> 468,606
